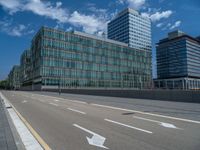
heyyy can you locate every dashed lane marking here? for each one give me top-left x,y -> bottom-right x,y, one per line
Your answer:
104,118 -> 153,134
67,108 -> 86,114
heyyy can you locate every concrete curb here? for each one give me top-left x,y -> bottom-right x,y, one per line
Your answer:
0,92 -> 51,150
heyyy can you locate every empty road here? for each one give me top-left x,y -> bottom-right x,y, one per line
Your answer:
1,90 -> 200,150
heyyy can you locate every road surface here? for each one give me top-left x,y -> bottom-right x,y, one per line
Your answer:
1,90 -> 200,150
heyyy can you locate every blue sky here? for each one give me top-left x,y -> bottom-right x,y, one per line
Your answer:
0,0 -> 200,80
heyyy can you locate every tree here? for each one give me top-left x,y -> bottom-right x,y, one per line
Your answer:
0,80 -> 9,89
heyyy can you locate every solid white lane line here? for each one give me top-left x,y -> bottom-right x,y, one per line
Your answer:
22,95 -> 46,104
31,94 -> 87,104
65,99 -> 87,104
91,103 -> 200,124
73,124 -> 108,149
133,116 -> 179,129
67,108 -> 86,114
0,92 -> 43,150
8,109 -> 43,150
49,103 -> 58,106
104,119 -> 153,134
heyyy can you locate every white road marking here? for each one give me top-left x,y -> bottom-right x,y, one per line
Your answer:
104,119 -> 153,134
31,94 -> 87,104
91,103 -> 200,124
65,98 -> 87,104
54,99 -> 59,102
67,108 -> 86,114
133,116 -> 179,129
22,100 -> 27,103
73,124 -> 108,149
0,93 -> 43,150
49,103 -> 58,106
8,109 -> 43,150
160,123 -> 178,128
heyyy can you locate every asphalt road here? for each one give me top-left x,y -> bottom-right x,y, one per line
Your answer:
1,90 -> 200,150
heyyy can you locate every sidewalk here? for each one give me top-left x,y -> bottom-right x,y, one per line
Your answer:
0,98 -> 17,150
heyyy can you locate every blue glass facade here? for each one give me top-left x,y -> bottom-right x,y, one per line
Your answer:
28,27 -> 152,90
155,31 -> 200,90
108,8 -> 151,52
157,31 -> 200,79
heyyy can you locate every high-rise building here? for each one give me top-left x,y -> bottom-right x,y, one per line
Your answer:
107,8 -> 152,52
155,30 -> 200,90
22,26 -> 151,90
8,65 -> 21,90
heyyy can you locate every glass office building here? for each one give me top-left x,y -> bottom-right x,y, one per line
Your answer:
20,49 -> 32,87
155,30 -> 200,90
8,65 -> 21,90
108,8 -> 152,52
28,26 -> 151,90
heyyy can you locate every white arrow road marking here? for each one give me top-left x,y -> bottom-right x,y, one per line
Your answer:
22,100 -> 27,103
104,119 -> 153,134
73,124 -> 108,149
160,122 -> 177,128
67,108 -> 86,114
133,116 -> 179,129
49,103 -> 58,106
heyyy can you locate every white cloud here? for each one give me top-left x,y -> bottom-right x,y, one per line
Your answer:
0,0 -> 109,35
68,11 -> 107,34
156,23 -> 163,28
9,24 -> 27,36
167,23 -> 171,27
170,21 -> 181,30
23,0 -> 68,23
0,0 -> 21,14
66,27 -> 73,32
87,3 -> 107,14
0,19 -> 34,36
142,10 -> 173,22
0,0 -> 68,22
161,21 -> 181,31
119,0 -> 146,10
